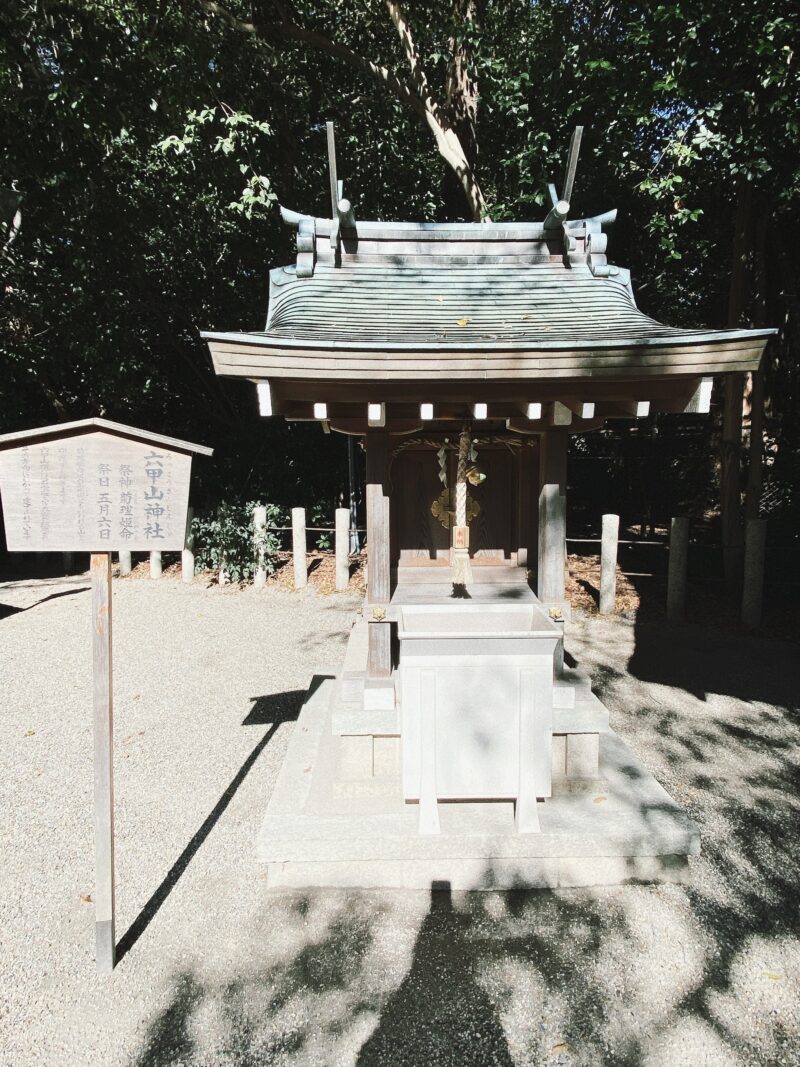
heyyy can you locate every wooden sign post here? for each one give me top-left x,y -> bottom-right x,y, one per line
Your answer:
0,418 -> 212,974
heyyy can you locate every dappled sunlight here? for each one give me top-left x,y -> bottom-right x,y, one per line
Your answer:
562,613 -> 800,1062
123,607 -> 799,1065
131,891 -> 427,1067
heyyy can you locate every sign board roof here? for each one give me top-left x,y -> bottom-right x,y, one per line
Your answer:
0,420 -> 212,553
0,417 -> 214,455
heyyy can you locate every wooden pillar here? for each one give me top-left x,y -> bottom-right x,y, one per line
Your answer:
745,368 -> 765,521
721,374 -> 744,590
537,432 -> 567,604
366,430 -> 391,677
91,553 -> 115,974
516,442 -> 534,570
741,518 -> 767,630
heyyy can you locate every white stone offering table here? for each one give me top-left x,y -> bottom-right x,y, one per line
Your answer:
398,602 -> 559,834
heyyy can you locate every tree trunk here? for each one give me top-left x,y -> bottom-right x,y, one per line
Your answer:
441,0 -> 483,219
745,202 -> 769,521
720,178 -> 753,589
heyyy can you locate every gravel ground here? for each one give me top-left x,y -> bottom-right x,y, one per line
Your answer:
0,571 -> 798,1067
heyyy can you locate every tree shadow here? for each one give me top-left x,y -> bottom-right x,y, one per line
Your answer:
128,776 -> 799,1066
625,572 -> 800,706
125,621 -> 798,1065
131,895 -> 381,1066
117,688 -> 310,963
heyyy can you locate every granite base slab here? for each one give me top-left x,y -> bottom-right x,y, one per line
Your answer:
257,677 -> 700,891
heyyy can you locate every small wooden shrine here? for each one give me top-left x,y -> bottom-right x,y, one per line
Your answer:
203,132 -> 771,888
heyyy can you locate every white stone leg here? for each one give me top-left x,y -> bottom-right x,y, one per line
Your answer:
515,666 -> 541,833
418,670 -> 440,834
531,657 -> 554,798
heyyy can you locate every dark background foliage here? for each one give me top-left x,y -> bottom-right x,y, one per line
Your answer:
1,0 -> 797,540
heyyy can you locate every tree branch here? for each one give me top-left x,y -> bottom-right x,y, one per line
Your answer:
199,0 -> 488,219
200,0 -> 427,119
2,207 -> 22,260
384,0 -> 434,108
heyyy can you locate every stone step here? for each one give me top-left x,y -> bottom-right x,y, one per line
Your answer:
559,665 -> 592,691
553,679 -> 576,709
363,677 -> 396,712
396,565 -> 529,586
333,775 -> 402,800
553,691 -> 609,734
331,680 -> 400,736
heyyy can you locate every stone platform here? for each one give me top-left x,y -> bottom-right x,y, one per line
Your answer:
257,676 -> 700,891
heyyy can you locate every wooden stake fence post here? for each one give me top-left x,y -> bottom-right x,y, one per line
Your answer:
91,552 -> 115,975
667,516 -> 690,622
741,518 -> 767,630
599,513 -> 619,614
181,507 -> 194,583
292,507 -> 307,589
335,507 -> 350,591
253,504 -> 267,588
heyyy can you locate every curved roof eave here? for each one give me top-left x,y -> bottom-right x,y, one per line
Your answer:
201,327 -> 776,354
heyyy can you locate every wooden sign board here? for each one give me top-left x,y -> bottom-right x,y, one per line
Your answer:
0,418 -> 211,975
0,418 -> 213,552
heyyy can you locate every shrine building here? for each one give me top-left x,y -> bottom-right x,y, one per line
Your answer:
202,148 -> 772,889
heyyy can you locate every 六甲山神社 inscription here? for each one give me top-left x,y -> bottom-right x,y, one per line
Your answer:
0,431 -> 192,552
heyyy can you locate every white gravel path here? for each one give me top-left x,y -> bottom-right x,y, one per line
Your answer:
0,573 -> 798,1067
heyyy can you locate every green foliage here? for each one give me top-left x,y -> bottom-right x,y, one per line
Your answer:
0,0 -> 798,536
158,105 -> 276,219
309,502 -> 333,550
191,502 -> 282,584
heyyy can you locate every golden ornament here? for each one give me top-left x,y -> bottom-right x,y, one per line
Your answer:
431,488 -> 480,530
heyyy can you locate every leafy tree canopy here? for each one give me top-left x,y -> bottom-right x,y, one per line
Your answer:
1,0 -> 797,527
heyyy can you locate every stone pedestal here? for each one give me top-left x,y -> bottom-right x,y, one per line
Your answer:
256,577 -> 700,890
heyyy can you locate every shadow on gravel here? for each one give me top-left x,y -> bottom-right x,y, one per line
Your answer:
624,570 -> 800,708
628,616 -> 800,707
126,636 -> 798,1064
356,883 -> 514,1066
131,893 -> 380,1067
129,839 -> 798,1067
0,585 -> 89,619
566,603 -> 800,1062
117,687 -> 313,963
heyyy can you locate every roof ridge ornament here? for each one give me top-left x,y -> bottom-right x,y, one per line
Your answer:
326,121 -> 356,259
296,216 -> 316,278
543,126 -> 589,263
